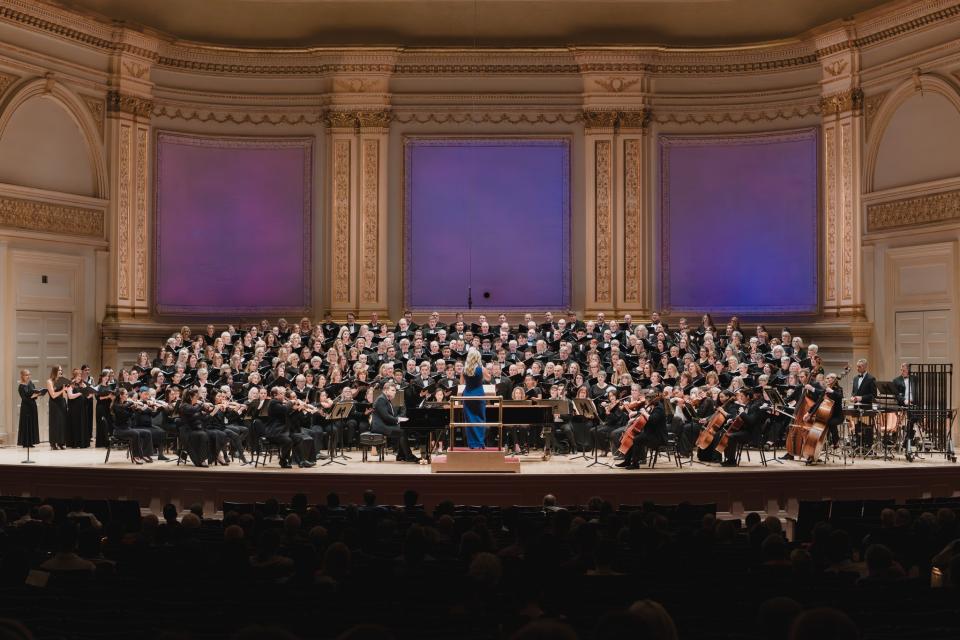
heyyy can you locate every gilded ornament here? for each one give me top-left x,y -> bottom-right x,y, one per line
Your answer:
107,90 -> 154,118
0,196 -> 103,237
867,189 -> 960,232
593,77 -> 640,93
819,88 -> 864,116
357,110 -> 391,129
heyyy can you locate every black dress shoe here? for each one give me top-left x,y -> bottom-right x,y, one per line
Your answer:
615,461 -> 630,468
626,464 -> 640,470
299,461 -> 315,468
780,453 -> 794,460
407,456 -> 421,464
721,460 -> 738,467
280,462 -> 293,469
157,454 -> 171,461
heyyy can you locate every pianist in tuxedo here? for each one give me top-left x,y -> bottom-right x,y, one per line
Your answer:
850,359 -> 877,407
372,382 -> 417,463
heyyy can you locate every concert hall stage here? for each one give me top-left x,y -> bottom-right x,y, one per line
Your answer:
0,446 -> 957,516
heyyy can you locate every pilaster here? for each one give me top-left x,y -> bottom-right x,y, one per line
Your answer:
104,29 -> 156,321
583,112 -> 616,314
818,29 -> 865,318
357,111 -> 390,317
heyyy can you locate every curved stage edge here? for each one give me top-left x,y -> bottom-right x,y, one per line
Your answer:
0,450 -> 957,513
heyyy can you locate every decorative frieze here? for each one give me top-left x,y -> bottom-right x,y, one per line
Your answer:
153,104 -> 324,126
867,189 -> 960,232
134,126 -> 148,303
107,90 -> 153,118
117,122 -> 131,300
361,139 -> 379,303
583,109 -> 651,130
824,127 -> 838,305
392,111 -> 580,125
623,139 -> 642,303
0,195 -> 103,237
332,139 -> 351,303
819,88 -> 864,116
357,110 -> 391,129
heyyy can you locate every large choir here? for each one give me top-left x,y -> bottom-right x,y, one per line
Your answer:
16,310 -> 927,469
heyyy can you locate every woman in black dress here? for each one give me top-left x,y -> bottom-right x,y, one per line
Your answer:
65,367 -> 86,448
17,369 -> 41,448
46,365 -> 68,450
94,369 -> 115,448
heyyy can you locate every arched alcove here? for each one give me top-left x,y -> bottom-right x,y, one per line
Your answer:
871,81 -> 960,192
0,94 -> 96,196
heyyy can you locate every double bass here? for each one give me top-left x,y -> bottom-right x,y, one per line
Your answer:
617,394 -> 658,455
797,365 -> 849,463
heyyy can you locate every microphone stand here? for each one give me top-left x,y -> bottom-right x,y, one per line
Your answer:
21,445 -> 35,464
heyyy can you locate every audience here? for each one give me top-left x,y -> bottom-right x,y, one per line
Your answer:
0,492 -> 957,639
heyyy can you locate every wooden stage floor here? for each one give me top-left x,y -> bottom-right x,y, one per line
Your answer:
0,445 -> 957,515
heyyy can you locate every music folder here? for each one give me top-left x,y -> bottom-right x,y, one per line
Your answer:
329,402 -> 354,420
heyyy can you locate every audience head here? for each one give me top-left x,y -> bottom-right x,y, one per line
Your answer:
627,600 -> 679,640
788,608 -> 858,640
757,597 -> 803,640
362,490 -> 377,507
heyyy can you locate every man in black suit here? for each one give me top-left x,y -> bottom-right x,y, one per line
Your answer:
722,387 -> 769,467
892,362 -> 920,459
850,358 -> 877,407
371,382 -> 418,463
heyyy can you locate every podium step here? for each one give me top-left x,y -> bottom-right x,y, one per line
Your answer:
431,449 -> 521,473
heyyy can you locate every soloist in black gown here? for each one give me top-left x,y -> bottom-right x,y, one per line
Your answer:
17,382 -> 40,447
48,382 -> 67,448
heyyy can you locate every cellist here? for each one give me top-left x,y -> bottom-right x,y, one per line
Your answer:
721,387 -> 768,467
806,371 -> 844,447
616,390 -> 666,470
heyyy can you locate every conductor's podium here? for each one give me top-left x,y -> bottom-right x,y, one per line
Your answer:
431,395 -> 521,473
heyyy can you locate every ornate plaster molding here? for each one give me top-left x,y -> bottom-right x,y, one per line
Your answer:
0,70 -> 17,96
594,139 -> 612,304
152,104 -> 324,125
392,111 -> 580,125
623,138 -> 641,304
357,110 -> 391,129
134,125 -> 148,303
82,94 -> 104,138
117,122 -> 131,301
652,102 -> 821,125
107,90 -> 153,118
863,91 -> 887,137
867,188 -> 960,232
592,76 -> 640,92
824,126 -> 838,305
583,109 -> 650,130
820,88 -> 864,116
361,138 -> 379,304
332,139 -> 351,303
0,194 -> 103,237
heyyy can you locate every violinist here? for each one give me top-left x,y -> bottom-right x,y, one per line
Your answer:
132,387 -> 171,461
111,388 -> 156,464
616,390 -> 666,470
175,388 -> 212,467
208,390 -> 250,464
284,390 -> 318,467
263,386 -> 298,468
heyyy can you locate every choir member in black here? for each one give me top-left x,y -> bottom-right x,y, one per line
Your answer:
17,369 -> 41,449
46,366 -> 68,450
79,364 -> 94,446
721,388 -> 768,467
617,391 -> 666,469
93,370 -> 115,448
245,387 -> 270,451
178,389 -> 211,467
893,362 -> 920,460
132,387 -> 170,461
111,388 -> 156,464
64,368 -> 87,448
371,382 -> 417,462
206,391 -> 250,465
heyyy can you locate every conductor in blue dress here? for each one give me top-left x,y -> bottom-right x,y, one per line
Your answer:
462,349 -> 490,449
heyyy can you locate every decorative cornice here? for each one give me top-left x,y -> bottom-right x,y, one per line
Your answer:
819,88 -> 864,116
107,90 -> 154,118
0,194 -> 103,237
867,188 -> 960,232
592,76 -> 640,93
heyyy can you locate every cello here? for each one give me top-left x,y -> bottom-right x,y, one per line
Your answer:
696,399 -> 733,451
617,393 -> 658,455
798,366 -> 849,463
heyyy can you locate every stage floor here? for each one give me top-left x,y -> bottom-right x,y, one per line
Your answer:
0,445 -> 957,514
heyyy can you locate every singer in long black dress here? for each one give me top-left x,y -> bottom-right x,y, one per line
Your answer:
65,368 -> 87,448
17,370 -> 40,448
46,366 -> 67,450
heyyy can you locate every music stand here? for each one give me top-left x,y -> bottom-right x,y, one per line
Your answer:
322,402 -> 354,466
761,387 -> 788,464
573,398 -> 610,468
876,381 -> 906,460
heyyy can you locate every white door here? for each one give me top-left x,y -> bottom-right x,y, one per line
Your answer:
14,311 -> 71,442
895,310 -> 951,364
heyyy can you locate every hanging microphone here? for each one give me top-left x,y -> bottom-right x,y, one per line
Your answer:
468,286 -> 473,309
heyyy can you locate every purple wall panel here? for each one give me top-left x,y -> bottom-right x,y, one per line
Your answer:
405,139 -> 569,310
660,129 -> 818,314
154,133 -> 312,315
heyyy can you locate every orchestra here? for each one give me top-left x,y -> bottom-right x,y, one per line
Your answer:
20,312 -> 948,470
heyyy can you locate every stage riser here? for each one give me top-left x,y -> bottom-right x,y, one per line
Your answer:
0,465 -> 957,514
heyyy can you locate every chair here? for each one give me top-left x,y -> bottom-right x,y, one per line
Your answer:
649,433 -> 683,468
253,436 -> 282,468
359,432 -> 386,462
103,433 -> 133,464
